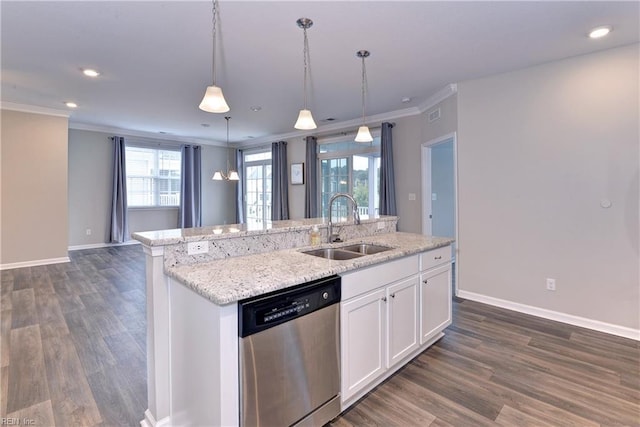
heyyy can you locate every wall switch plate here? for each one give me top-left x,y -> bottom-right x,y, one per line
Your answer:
86,228 -> 92,235
432,193 -> 438,201
408,193 -> 416,201
187,241 -> 209,255
546,278 -> 556,291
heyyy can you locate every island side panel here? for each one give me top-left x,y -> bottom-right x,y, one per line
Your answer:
141,245 -> 171,426
169,277 -> 239,426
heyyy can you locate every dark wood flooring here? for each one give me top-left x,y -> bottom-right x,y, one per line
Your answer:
2,246 -> 639,426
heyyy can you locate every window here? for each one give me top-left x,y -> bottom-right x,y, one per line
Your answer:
125,146 -> 181,207
243,150 -> 272,227
319,137 -> 380,219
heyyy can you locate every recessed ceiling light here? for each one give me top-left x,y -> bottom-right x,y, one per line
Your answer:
65,101 -> 78,108
589,26 -> 612,39
82,68 -> 101,77
401,97 -> 412,103
250,106 -> 262,112
201,123 -> 210,127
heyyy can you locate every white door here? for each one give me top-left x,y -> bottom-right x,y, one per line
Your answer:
340,288 -> 386,402
387,276 -> 419,368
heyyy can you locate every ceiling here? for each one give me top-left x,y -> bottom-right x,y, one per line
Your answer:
2,1 -> 638,147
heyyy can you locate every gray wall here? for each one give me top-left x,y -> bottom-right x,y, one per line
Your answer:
457,44 -> 639,330
1,110 -> 69,265
393,95 -> 458,234
67,129 -> 236,247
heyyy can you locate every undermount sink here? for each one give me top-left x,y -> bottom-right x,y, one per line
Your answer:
339,243 -> 393,255
302,248 -> 365,260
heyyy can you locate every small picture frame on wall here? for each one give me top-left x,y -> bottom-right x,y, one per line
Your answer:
291,163 -> 304,185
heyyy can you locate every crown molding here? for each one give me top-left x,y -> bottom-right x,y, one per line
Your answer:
417,83 -> 458,114
1,101 -> 70,118
69,121 -> 226,147
237,84 -> 458,148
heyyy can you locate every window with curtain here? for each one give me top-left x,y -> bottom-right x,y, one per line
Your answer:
125,146 -> 181,207
318,136 -> 381,219
243,149 -> 272,228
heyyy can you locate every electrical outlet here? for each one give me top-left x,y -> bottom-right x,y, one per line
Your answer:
187,241 -> 209,255
86,228 -> 92,236
546,278 -> 556,291
377,222 -> 385,230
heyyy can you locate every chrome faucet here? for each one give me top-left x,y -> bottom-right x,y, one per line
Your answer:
328,193 -> 361,243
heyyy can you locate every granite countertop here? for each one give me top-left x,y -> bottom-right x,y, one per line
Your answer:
166,232 -> 454,306
133,216 -> 397,246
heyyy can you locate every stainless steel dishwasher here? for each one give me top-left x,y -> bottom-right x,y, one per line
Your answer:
239,275 -> 341,427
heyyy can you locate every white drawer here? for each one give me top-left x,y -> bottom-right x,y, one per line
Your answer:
420,245 -> 451,271
341,255 -> 419,300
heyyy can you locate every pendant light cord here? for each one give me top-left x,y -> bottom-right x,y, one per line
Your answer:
210,0 -> 218,85
361,55 -> 367,124
225,116 -> 231,174
302,26 -> 309,109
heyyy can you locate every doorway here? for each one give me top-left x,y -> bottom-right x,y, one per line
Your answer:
421,132 -> 458,293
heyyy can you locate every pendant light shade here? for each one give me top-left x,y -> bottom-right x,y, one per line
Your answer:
355,50 -> 373,143
355,125 -> 373,143
294,18 -> 317,130
200,0 -> 230,113
199,85 -> 230,113
294,109 -> 317,130
212,116 -> 239,181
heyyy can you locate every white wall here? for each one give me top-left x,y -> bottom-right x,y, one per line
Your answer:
1,110 -> 69,266
457,44 -> 639,331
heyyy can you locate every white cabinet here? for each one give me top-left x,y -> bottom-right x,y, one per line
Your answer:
340,257 -> 420,405
340,288 -> 386,401
387,277 -> 419,367
420,263 -> 452,344
340,245 -> 453,409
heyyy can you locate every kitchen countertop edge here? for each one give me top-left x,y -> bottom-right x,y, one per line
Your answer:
165,232 -> 454,306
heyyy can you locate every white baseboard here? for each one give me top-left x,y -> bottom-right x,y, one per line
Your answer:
140,409 -> 170,427
457,290 -> 640,341
0,256 -> 70,271
68,240 -> 140,251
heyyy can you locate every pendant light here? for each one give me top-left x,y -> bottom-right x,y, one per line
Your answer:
213,116 -> 239,181
294,18 -> 317,130
355,50 -> 373,143
199,0 -> 230,113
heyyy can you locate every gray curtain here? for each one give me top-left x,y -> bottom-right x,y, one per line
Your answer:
110,136 -> 129,243
236,149 -> 244,224
379,122 -> 397,215
304,136 -> 318,218
271,141 -> 289,220
178,145 -> 202,228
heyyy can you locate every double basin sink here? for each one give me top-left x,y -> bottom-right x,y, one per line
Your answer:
302,243 -> 393,260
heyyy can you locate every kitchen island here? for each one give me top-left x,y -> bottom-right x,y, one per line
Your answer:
133,217 -> 453,427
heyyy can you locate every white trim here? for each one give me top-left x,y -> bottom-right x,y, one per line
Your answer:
457,290 -> 640,341
140,409 -> 170,427
1,101 -> 70,118
417,84 -> 458,114
421,132 -> 459,295
68,240 -> 141,251
0,256 -> 70,271
70,122 -> 225,147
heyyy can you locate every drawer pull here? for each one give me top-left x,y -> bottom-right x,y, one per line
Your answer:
382,297 -> 387,302
434,255 -> 442,260
423,279 -> 428,284
390,293 -> 396,298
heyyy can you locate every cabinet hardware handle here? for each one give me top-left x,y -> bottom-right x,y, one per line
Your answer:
434,256 -> 442,260
423,280 -> 428,284
382,297 -> 387,302
391,293 -> 396,298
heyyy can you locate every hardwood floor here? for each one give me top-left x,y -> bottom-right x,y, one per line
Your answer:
2,246 -> 639,426
1,245 -> 146,426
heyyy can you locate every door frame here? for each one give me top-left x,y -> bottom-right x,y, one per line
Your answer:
421,132 -> 459,293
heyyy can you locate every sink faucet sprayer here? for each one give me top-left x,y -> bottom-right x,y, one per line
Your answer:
328,193 -> 361,243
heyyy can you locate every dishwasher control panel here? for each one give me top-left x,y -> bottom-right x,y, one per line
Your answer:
238,275 -> 341,337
